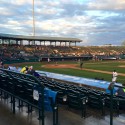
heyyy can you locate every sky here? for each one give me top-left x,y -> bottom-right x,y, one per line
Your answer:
0,0 -> 125,46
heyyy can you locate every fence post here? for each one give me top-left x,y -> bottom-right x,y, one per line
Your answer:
108,82 -> 115,125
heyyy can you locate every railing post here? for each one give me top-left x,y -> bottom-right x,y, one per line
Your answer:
33,85 -> 44,125
52,102 -> 58,125
108,82 -> 115,125
0,69 -> 45,125
82,97 -> 87,118
53,106 -> 55,125
13,96 -> 15,114
12,75 -> 16,114
38,93 -> 43,120
56,106 -> 58,125
53,106 -> 58,125
110,88 -> 113,125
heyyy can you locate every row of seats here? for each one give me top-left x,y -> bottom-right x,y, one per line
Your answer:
0,69 -> 58,125
1,67 -> 125,118
38,76 -> 125,117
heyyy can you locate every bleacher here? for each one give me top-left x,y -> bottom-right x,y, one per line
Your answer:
0,66 -> 125,125
2,44 -> 125,63
41,77 -> 125,116
0,68 -> 58,125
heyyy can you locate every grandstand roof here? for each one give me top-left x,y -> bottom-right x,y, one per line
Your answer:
0,33 -> 82,42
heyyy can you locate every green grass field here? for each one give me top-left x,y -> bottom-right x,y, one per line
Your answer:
9,60 -> 125,85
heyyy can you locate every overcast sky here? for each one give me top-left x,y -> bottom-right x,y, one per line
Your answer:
0,0 -> 125,46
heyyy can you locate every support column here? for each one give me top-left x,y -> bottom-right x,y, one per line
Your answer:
16,39 -> 18,45
20,40 -> 23,45
8,39 -> 10,45
65,42 -> 66,46
69,42 -> 71,47
32,40 -> 35,45
75,41 -> 76,46
2,39 -> 4,45
40,41 -> 42,46
28,40 -> 31,45
19,40 -> 21,45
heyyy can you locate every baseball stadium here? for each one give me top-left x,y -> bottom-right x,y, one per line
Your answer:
0,33 -> 125,125
1,1 -> 125,125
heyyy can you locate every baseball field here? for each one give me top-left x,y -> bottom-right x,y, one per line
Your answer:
7,60 -> 125,85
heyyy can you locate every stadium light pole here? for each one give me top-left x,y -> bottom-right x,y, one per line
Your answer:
32,0 -> 35,37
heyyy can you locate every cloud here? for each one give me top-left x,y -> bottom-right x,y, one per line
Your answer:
7,0 -> 31,5
0,7 -> 13,16
0,0 -> 125,45
88,0 -> 125,10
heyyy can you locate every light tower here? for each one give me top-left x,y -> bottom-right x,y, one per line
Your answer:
32,0 -> 35,45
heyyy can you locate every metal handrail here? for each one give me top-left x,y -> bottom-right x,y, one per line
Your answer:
0,68 -> 45,125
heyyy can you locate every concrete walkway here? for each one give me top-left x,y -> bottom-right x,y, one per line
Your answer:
0,100 -> 125,125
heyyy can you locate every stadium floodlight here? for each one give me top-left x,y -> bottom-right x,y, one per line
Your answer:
32,0 -> 35,37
